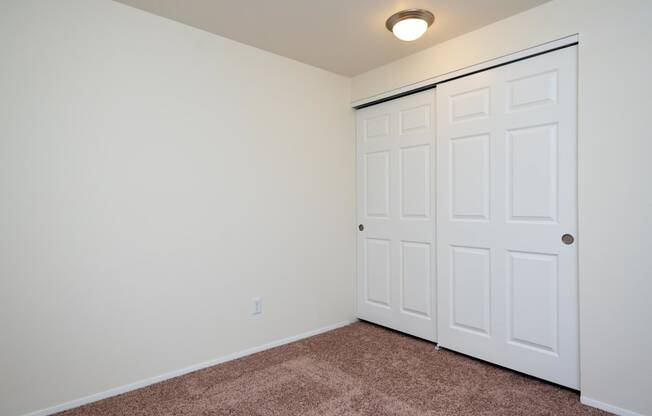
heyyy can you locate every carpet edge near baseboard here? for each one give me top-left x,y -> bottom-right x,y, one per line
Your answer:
20,319 -> 357,416
580,395 -> 645,416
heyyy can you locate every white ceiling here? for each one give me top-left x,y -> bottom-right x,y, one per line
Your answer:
115,0 -> 550,76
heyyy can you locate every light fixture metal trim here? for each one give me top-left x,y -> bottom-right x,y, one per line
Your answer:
385,8 -> 435,32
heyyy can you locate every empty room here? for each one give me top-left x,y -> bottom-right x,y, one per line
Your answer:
1,1 -> 651,415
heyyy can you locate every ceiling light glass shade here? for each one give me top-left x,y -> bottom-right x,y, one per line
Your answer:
392,18 -> 428,41
386,9 -> 435,41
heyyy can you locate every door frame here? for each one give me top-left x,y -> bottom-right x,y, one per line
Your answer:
353,37 -> 581,388
352,34 -> 578,110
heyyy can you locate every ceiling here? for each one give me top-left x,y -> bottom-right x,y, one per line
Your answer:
115,0 -> 550,76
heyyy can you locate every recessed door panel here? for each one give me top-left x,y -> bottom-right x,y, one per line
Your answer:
437,46 -> 578,388
365,114 -> 390,140
507,124 -> 558,222
364,151 -> 390,218
401,241 -> 431,317
451,246 -> 491,335
365,238 -> 391,307
400,105 -> 430,134
450,87 -> 490,123
357,90 -> 436,342
508,71 -> 557,111
450,134 -> 490,220
508,251 -> 558,353
400,145 -> 430,218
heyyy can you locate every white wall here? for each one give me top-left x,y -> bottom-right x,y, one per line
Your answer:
0,1 -> 355,415
353,1 -> 652,415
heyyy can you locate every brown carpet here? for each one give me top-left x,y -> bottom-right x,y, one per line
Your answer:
56,321 -> 608,415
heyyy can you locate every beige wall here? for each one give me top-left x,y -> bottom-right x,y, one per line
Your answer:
353,1 -> 652,414
0,1 -> 355,415
2,0 -> 651,415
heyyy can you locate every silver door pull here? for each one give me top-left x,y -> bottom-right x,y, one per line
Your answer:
562,234 -> 574,245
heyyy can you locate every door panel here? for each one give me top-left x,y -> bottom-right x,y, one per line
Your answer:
450,134 -> 490,220
451,246 -> 491,336
400,145 -> 431,218
364,238 -> 391,307
357,90 -> 436,342
400,104 -> 431,133
507,70 -> 557,110
507,250 -> 558,353
507,124 -> 558,221
450,87 -> 490,123
400,241 -> 431,317
364,114 -> 390,139
436,46 -> 578,388
364,151 -> 390,218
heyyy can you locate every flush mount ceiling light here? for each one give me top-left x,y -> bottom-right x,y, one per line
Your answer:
385,9 -> 435,41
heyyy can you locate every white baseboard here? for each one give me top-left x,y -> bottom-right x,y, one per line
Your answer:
581,396 -> 645,416
23,319 -> 357,416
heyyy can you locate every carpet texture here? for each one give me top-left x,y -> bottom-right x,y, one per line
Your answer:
56,322 -> 608,415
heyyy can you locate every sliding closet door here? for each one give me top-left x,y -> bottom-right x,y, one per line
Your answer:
436,46 -> 578,388
356,90 -> 436,342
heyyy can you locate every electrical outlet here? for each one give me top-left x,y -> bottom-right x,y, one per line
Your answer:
252,297 -> 262,315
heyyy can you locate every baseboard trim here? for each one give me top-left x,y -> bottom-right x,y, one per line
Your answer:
22,319 -> 357,416
581,396 -> 645,416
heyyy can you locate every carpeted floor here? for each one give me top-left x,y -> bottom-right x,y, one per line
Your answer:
57,321 -> 609,415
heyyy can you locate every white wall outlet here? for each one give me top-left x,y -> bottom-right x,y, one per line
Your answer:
252,297 -> 262,315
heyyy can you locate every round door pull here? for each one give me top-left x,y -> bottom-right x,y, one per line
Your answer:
562,234 -> 574,245
358,224 -> 364,231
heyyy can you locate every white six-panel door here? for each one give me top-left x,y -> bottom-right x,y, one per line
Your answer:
436,46 -> 579,388
356,90 -> 436,342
